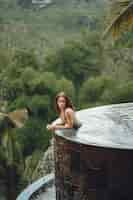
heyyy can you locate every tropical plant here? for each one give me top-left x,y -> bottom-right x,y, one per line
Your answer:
103,0 -> 133,38
0,130 -> 24,200
22,150 -> 43,184
79,75 -> 115,107
0,108 -> 29,200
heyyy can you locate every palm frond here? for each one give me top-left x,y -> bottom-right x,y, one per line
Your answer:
23,150 -> 43,183
1,130 -> 24,167
103,0 -> 133,38
8,108 -> 29,128
0,108 -> 29,130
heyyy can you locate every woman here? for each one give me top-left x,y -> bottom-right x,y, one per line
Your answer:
46,91 -> 82,131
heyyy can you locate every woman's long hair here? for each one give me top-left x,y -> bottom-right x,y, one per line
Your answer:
55,91 -> 75,114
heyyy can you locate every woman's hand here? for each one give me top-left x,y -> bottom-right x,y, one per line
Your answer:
46,124 -> 56,131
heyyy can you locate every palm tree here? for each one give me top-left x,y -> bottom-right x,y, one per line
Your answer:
103,0 -> 133,38
0,108 -> 29,200
0,130 -> 24,200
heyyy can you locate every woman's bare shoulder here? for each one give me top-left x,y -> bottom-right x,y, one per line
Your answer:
65,108 -> 74,114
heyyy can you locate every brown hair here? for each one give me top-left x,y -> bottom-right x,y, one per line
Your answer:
55,91 -> 75,113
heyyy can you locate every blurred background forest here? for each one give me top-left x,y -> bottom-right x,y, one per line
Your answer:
0,0 -> 133,199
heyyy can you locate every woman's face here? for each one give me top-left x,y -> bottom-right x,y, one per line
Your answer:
57,96 -> 66,111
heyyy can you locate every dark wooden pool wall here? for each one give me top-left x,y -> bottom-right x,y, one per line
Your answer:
54,134 -> 133,200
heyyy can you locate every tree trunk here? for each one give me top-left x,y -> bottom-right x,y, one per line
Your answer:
6,166 -> 17,200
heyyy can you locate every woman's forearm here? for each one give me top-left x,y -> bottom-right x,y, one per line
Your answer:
55,123 -> 73,129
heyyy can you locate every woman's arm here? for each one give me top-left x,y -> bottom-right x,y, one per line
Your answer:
53,108 -> 74,130
46,117 -> 64,131
46,123 -> 67,131
46,109 -> 74,131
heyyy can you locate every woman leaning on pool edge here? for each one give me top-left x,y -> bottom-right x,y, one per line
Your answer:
46,91 -> 82,132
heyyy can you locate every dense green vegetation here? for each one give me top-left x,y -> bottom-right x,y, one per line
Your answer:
0,0 -> 133,199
